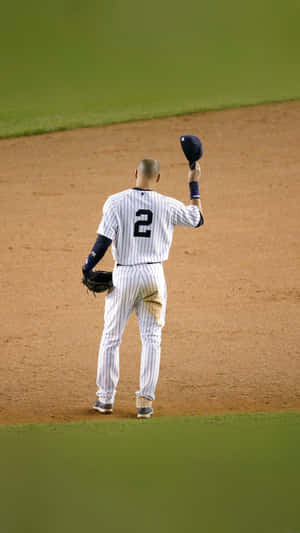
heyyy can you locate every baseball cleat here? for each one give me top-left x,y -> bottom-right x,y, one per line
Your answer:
93,399 -> 113,414
136,396 -> 153,419
137,406 -> 154,419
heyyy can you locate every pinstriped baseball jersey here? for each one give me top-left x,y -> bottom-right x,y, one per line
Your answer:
97,188 -> 201,265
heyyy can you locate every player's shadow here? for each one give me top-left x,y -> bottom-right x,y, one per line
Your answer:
81,407 -> 137,420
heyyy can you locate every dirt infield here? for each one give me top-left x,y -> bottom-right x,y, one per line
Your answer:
0,101 -> 299,425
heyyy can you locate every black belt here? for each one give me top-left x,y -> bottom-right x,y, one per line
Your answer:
117,262 -> 161,267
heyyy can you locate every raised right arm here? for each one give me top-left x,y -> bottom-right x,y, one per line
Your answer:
188,162 -> 203,217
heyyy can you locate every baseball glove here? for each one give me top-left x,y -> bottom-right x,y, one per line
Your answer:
82,269 -> 113,294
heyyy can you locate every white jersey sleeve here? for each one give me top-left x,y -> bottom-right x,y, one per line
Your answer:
169,198 -> 201,227
97,197 -> 118,240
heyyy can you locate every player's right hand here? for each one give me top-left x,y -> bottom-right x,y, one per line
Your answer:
188,162 -> 201,182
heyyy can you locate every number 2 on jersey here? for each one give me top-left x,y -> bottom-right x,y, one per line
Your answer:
134,209 -> 153,238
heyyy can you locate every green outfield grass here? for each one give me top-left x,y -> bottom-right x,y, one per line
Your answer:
1,0 -> 300,138
1,412 -> 300,533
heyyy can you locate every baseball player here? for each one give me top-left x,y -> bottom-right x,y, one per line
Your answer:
83,138 -> 204,418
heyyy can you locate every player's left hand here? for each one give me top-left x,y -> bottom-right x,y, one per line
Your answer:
82,268 -> 113,294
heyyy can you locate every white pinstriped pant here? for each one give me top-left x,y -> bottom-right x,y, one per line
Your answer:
96,263 -> 167,403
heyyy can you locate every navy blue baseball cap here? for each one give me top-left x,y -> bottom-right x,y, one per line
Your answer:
180,135 -> 203,169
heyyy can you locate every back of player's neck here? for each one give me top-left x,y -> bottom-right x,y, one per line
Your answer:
135,179 -> 154,191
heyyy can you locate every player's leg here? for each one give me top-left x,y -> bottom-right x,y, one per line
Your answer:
96,267 -> 137,405
135,264 -> 167,403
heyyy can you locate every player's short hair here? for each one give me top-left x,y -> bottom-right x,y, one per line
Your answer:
138,158 -> 160,178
